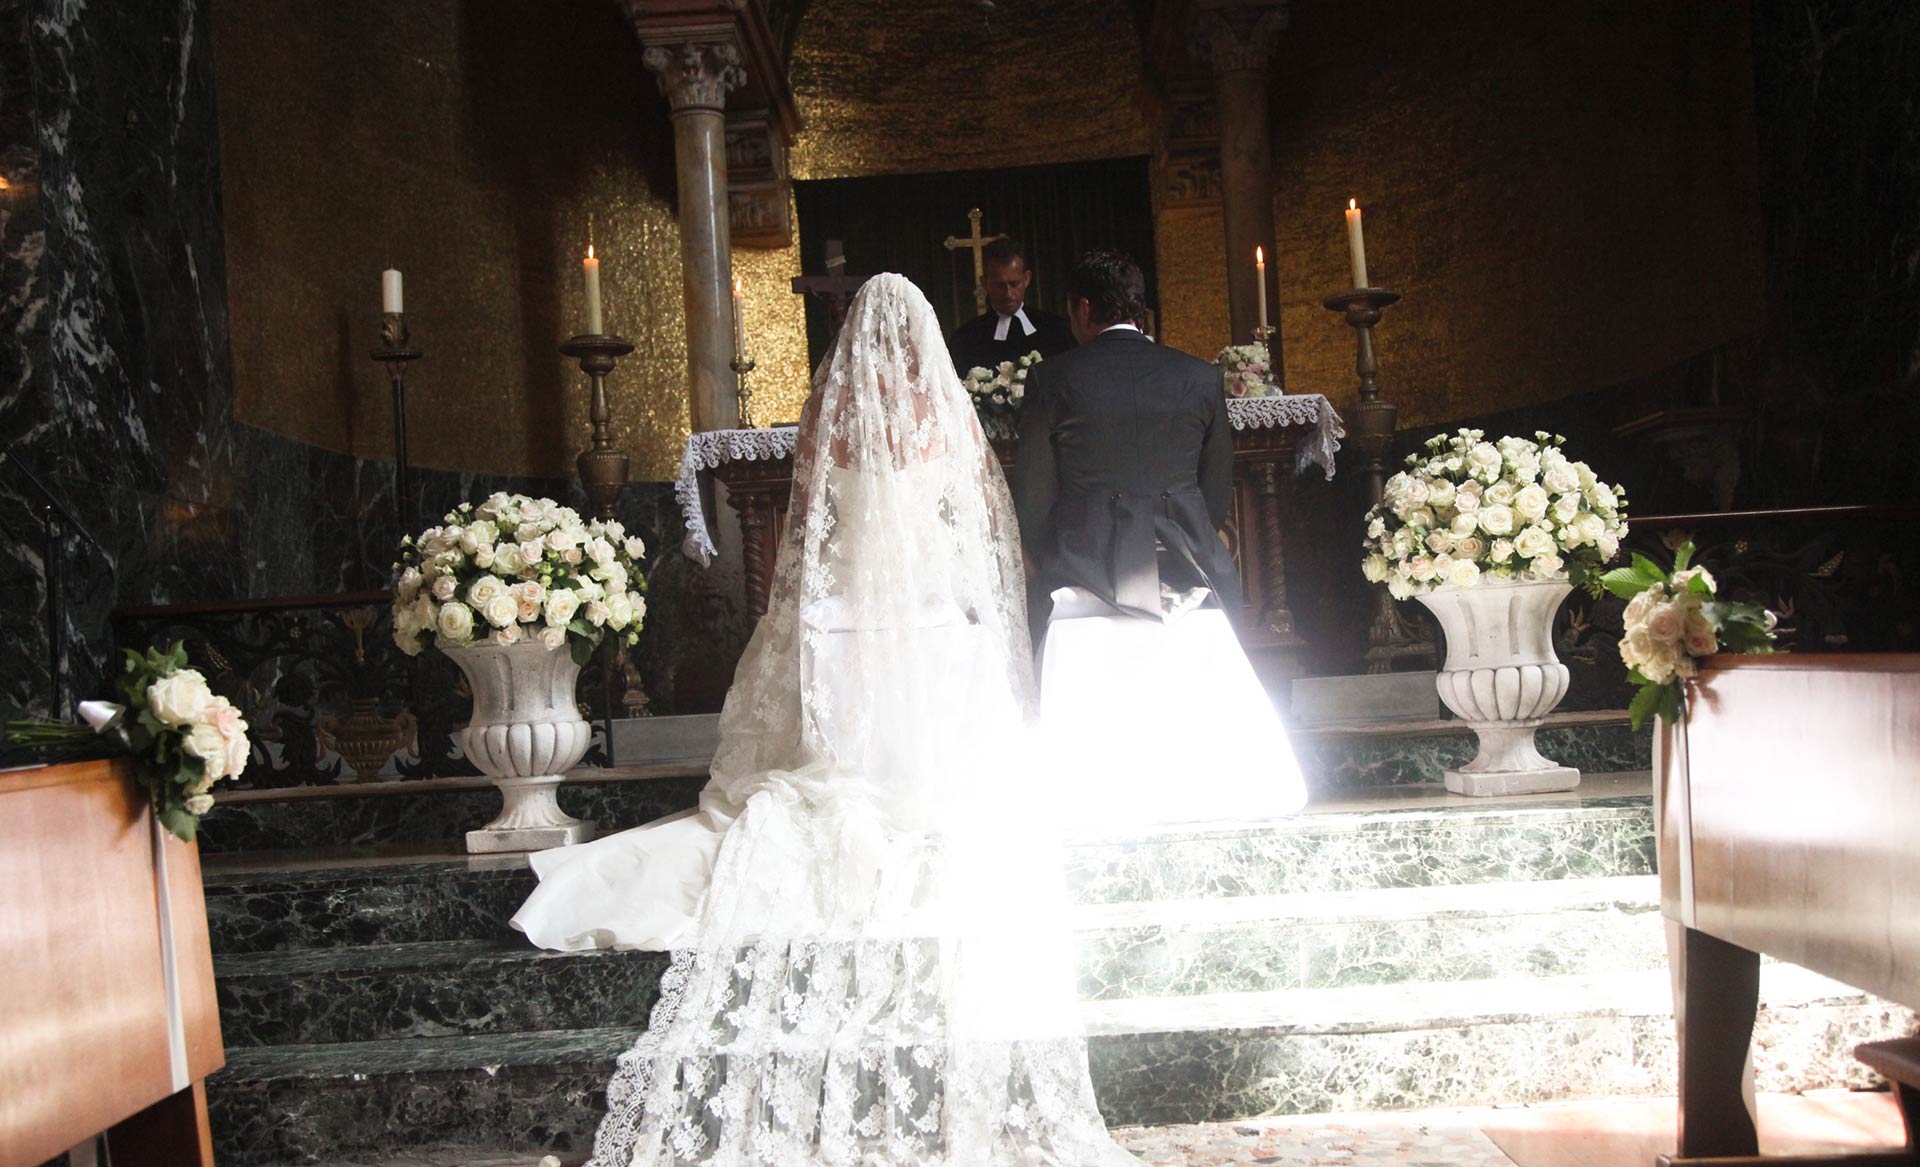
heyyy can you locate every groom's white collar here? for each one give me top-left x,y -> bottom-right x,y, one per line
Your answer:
992,306 -> 1038,342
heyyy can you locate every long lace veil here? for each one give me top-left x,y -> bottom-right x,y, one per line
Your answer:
586,274 -> 1133,1166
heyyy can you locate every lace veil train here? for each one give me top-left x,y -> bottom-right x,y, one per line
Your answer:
585,274 -> 1136,1166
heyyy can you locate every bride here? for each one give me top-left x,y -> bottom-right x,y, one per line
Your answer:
513,274 -> 1140,1166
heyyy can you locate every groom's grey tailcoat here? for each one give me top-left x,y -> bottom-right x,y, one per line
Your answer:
1012,327 -> 1241,628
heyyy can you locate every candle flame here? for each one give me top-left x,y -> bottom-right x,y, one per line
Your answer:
1255,246 -> 1264,263
1349,198 -> 1358,210
587,244 -> 596,260
734,276 -> 743,296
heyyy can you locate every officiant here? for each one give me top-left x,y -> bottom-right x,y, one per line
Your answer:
947,238 -> 1075,375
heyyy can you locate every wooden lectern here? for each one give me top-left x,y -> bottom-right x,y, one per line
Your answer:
1657,655 -> 1920,1165
1,758 -> 224,1166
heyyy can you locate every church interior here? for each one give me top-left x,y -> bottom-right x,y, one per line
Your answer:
4,0 -> 1919,1164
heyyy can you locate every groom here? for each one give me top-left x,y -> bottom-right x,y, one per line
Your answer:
1011,249 -> 1240,644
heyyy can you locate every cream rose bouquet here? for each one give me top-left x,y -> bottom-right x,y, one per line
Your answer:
1603,541 -> 1776,728
1212,343 -> 1278,398
963,351 -> 1041,418
1361,429 -> 1629,600
391,493 -> 646,666
2,642 -> 251,841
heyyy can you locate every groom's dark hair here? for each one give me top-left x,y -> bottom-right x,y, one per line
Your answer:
1065,250 -> 1147,328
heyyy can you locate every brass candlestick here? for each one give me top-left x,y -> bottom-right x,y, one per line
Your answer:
370,313 -> 423,532
1252,322 -> 1280,391
732,354 -> 758,429
1322,286 -> 1435,674
560,333 -> 635,521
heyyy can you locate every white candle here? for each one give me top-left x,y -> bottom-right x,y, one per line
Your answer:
1345,199 -> 1369,290
582,245 -> 603,335
1255,246 -> 1268,329
382,268 -> 403,314
732,276 -> 746,361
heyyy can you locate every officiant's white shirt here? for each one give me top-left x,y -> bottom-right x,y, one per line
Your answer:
992,306 -> 1040,342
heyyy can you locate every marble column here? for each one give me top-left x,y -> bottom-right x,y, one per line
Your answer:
1193,3 -> 1288,360
643,40 -> 746,433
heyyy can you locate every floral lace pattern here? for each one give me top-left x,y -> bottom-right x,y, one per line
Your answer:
592,275 -> 1135,1166
677,395 -> 1344,563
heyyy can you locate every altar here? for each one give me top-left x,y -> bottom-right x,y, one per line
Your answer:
674,394 -> 1345,679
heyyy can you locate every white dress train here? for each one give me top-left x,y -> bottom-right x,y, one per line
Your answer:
512,274 -> 1139,1167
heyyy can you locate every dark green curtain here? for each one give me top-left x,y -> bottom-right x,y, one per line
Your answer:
793,156 -> 1156,368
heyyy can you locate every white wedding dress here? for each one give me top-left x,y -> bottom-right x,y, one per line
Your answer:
513,275 -> 1138,1167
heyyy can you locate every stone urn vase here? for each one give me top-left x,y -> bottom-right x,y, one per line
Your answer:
1413,578 -> 1579,796
442,639 -> 596,852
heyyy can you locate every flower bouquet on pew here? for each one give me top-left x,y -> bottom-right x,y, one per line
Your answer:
1605,541 -> 1777,729
2,642 -> 251,841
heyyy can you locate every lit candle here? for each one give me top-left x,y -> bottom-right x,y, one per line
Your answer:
732,276 -> 746,362
582,245 -> 603,335
1255,246 -> 1268,330
1345,198 -> 1369,290
382,268 -> 403,315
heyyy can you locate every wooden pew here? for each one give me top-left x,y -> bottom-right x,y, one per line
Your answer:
0,758 -> 224,1166
1656,655 -> 1920,1164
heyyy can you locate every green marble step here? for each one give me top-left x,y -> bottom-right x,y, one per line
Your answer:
1081,963 -> 1914,1126
214,939 -> 667,1048
204,776 -> 1657,954
195,713 -> 1650,856
214,875 -> 1666,1048
1062,779 -> 1654,905
206,964 -> 1910,1166
1074,874 -> 1665,1001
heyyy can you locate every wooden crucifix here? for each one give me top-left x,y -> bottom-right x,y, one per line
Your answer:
791,239 -> 869,350
944,207 -> 1005,317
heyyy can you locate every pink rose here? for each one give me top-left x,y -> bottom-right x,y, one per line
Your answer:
1646,602 -> 1685,642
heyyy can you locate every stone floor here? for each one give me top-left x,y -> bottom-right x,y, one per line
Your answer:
288,1090 -> 1908,1167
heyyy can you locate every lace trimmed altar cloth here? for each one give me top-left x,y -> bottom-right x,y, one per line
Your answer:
675,393 -> 1345,566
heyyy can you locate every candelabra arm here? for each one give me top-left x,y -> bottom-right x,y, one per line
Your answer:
560,333 -> 636,522
731,355 -> 758,429
1320,286 -> 1435,673
370,313 -> 423,534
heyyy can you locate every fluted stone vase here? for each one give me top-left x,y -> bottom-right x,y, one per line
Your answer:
442,639 -> 596,853
1414,578 -> 1579,796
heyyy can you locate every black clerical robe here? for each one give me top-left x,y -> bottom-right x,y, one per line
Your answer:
948,305 -> 1075,376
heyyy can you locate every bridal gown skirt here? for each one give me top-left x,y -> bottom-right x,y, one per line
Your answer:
1039,587 -> 1309,833
512,619 -> 1138,1167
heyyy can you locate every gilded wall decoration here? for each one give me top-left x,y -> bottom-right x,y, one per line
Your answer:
1264,2 -> 1767,427
730,191 -> 811,427
787,0 -> 1151,181
215,0 -> 698,482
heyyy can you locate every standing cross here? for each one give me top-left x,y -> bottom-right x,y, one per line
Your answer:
944,207 -> 1006,318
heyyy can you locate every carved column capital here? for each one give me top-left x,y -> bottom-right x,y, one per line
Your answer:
1190,3 -> 1289,75
643,40 -> 747,112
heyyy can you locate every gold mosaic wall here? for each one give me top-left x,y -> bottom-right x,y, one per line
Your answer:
1154,208 -> 1231,360
214,0 -> 698,481
787,0 -> 1151,181
730,196 -> 811,426
1264,2 -> 1766,425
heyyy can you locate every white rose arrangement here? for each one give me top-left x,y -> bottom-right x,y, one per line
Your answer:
1604,541 -> 1776,728
3,642 -> 251,841
963,351 -> 1042,418
392,494 -> 646,665
1212,344 -> 1279,398
1361,429 -> 1629,600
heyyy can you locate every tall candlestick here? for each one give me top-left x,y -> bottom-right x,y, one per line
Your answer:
382,268 -> 403,314
583,245 -> 603,335
1345,198 -> 1370,290
1255,246 -> 1269,330
732,276 -> 746,362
